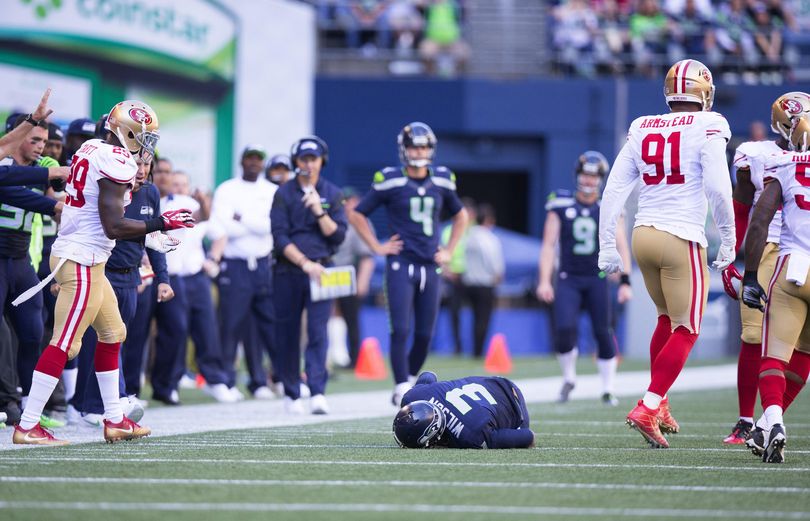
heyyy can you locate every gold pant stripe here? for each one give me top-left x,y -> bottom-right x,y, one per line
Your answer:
688,241 -> 705,333
762,255 -> 790,361
55,262 -> 91,352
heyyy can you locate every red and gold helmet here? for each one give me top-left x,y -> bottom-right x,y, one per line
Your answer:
106,100 -> 159,161
788,115 -> 810,153
771,91 -> 810,142
664,59 -> 715,111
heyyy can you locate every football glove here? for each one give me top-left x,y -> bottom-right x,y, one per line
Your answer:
712,242 -> 735,271
741,270 -> 767,310
721,264 -> 742,300
161,209 -> 195,230
598,247 -> 624,274
145,231 -> 180,253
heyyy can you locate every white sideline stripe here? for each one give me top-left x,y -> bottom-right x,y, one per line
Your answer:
2,476 -> 809,494
0,363 -> 739,450
2,501 -> 810,518
6,456 -> 810,472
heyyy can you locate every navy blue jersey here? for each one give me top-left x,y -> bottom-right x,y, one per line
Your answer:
401,376 -> 530,449
0,158 -> 49,259
354,166 -> 463,264
106,183 -> 168,288
546,190 -> 601,277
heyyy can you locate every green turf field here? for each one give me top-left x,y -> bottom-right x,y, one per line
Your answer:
2,385 -> 808,521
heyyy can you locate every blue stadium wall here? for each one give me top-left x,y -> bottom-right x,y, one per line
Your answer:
315,77 -> 809,357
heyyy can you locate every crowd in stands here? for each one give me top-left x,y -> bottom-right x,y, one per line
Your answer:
550,0 -> 810,82
308,0 -> 469,76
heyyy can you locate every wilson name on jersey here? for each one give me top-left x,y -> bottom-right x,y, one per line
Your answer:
52,139 -> 137,266
628,111 -> 731,247
354,166 -> 464,264
734,140 -> 783,244
546,189 -> 601,276
766,151 -> 810,257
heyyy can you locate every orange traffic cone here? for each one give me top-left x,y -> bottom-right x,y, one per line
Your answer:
355,337 -> 388,380
484,333 -> 513,374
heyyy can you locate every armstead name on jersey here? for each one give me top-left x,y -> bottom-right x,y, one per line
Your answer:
638,114 -> 696,129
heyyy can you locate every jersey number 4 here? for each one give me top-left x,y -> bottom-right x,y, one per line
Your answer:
641,132 -> 684,185
445,383 -> 498,415
65,158 -> 89,208
410,196 -> 435,236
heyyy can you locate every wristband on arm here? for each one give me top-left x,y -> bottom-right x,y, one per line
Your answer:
144,218 -> 165,234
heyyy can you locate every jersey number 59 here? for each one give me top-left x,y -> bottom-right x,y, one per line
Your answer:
641,132 -> 685,185
65,157 -> 89,208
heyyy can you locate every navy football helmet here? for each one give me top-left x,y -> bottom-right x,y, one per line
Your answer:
393,400 -> 446,448
575,150 -> 609,195
398,122 -> 436,168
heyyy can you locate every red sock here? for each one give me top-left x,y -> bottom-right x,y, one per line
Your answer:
759,357 -> 787,410
34,345 -> 68,378
94,341 -> 120,373
648,326 -> 697,396
784,351 -> 810,412
650,315 -> 672,367
737,342 -> 761,418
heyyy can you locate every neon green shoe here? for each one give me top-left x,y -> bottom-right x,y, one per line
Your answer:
40,414 -> 65,429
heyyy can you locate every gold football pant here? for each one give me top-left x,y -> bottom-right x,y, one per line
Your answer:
632,226 -> 708,334
49,255 -> 126,359
740,242 -> 779,344
763,254 -> 810,362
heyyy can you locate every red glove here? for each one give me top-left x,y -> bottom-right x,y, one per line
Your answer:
721,264 -> 743,300
161,209 -> 195,230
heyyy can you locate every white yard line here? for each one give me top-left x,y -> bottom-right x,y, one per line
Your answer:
1,501 -> 809,518
4,456 -> 809,472
1,476 -> 808,494
0,364 -> 737,451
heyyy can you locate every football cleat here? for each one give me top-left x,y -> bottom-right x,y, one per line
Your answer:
284,397 -> 305,415
657,398 -> 680,434
13,424 -> 69,446
762,423 -> 786,463
103,417 -> 150,444
310,394 -> 329,415
39,414 -> 65,430
558,381 -> 575,403
601,392 -> 619,407
746,426 -> 766,457
723,419 -> 753,445
626,400 -> 669,448
392,382 -> 412,407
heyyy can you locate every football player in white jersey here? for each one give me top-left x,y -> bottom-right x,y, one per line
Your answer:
13,100 -> 194,446
742,99 -> 810,464
599,59 -> 735,448
720,94 -> 798,445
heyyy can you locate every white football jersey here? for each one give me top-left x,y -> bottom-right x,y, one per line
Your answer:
733,140 -> 783,244
766,150 -> 810,257
626,111 -> 731,247
162,194 -> 204,276
52,139 -> 137,266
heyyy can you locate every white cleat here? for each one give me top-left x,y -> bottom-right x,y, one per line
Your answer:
299,383 -> 311,398
284,397 -> 305,415
66,405 -> 81,425
178,374 -> 197,389
310,394 -> 330,415
392,382 -> 412,407
203,383 -> 238,403
252,386 -> 275,400
80,412 -> 103,428
122,396 -> 144,423
229,387 -> 246,402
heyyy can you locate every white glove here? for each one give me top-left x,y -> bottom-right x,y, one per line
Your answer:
712,242 -> 735,271
145,231 -> 180,253
598,247 -> 624,274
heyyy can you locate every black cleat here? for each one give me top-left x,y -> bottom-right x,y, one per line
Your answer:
601,392 -> 619,406
723,419 -> 753,444
558,382 -> 575,403
746,426 -> 766,457
762,424 -> 786,463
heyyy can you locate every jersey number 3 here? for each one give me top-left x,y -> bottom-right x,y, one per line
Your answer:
445,383 -> 498,415
65,157 -> 89,208
641,132 -> 684,185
